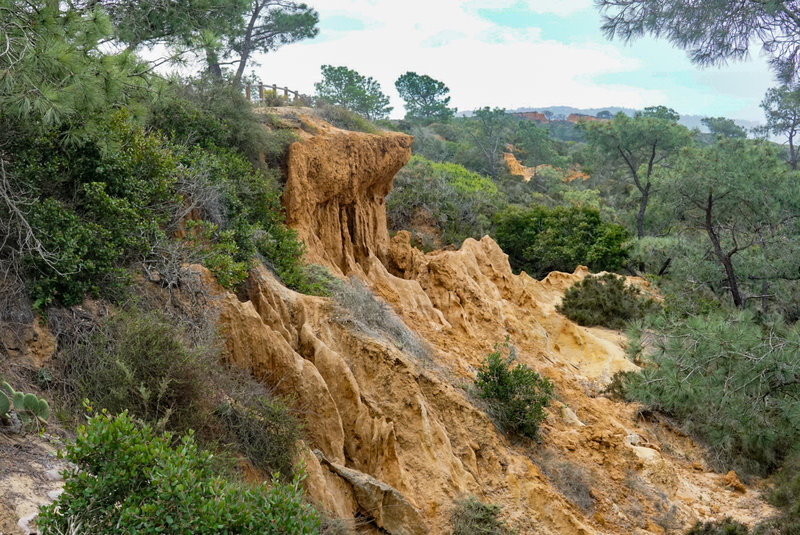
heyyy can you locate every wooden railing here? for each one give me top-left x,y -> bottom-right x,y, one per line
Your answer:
244,82 -> 306,105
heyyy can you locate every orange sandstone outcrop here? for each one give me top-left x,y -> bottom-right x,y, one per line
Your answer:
283,126 -> 412,276
207,114 -> 774,534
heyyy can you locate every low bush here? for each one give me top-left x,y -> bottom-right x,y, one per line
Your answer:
494,204 -> 630,278
474,338 -> 553,440
536,449 -> 595,511
556,273 -> 658,329
315,104 -> 379,133
685,518 -> 750,535
36,410 -> 319,534
333,277 -> 431,363
451,496 -> 514,535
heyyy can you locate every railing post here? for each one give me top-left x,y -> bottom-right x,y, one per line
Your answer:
284,87 -> 289,100
258,82 -> 264,106
245,84 -> 251,102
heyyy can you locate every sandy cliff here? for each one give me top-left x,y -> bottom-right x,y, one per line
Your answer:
207,113 -> 773,534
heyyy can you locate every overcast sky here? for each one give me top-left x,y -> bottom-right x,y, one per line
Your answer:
248,0 -> 775,122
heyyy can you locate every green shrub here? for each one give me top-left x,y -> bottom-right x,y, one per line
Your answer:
53,308 -> 215,434
494,204 -> 630,278
215,395 -> 303,482
451,496 -> 514,535
556,274 -> 657,329
387,155 -> 503,247
622,310 -> 800,476
149,76 -> 290,162
50,306 -> 304,479
37,410 -> 320,534
474,338 -> 553,440
685,518 -> 750,535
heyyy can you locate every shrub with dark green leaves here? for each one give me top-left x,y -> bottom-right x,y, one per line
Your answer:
622,311 -> 800,476
474,338 -> 553,439
451,496 -> 514,535
494,204 -> 629,278
557,274 -> 657,329
36,410 -> 319,534
685,518 -> 750,535
387,155 -> 503,247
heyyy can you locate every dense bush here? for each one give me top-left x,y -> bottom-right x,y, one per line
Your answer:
557,274 -> 657,329
684,518 -> 750,535
37,411 -> 319,534
50,306 -> 304,479
387,155 -> 503,247
451,496 -> 514,535
474,338 -> 554,439
494,205 -> 629,278
621,311 -> 800,476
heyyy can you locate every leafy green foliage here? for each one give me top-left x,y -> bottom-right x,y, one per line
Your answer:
701,117 -> 747,139
37,410 -> 319,534
315,104 -> 380,133
51,306 -> 305,478
215,396 -> 303,481
494,205 -> 630,278
451,496 -> 515,535
0,0 -> 148,142
557,274 -> 657,329
474,339 -> 554,440
387,156 -> 503,247
761,84 -> 800,169
622,311 -> 800,476
654,138 -> 800,309
394,72 -> 455,123
685,518 -> 750,535
314,65 -> 392,120
149,77 -> 296,162
580,109 -> 691,239
595,0 -> 800,82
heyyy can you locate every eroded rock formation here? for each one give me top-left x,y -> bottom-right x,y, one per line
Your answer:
203,113 -> 775,534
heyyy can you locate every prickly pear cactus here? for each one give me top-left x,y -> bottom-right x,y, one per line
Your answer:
0,379 -> 50,427
0,391 -> 9,418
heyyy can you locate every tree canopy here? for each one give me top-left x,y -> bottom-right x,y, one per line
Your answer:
762,84 -> 800,169
656,139 -> 800,308
314,65 -> 392,120
595,0 -> 800,81
580,109 -> 692,240
395,72 -> 455,123
701,117 -> 747,139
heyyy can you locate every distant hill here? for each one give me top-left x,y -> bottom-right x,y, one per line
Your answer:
508,106 -> 763,134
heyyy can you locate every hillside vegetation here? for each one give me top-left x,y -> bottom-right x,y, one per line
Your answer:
2,0 -> 800,534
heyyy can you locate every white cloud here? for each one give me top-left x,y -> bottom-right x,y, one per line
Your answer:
241,0 -> 771,121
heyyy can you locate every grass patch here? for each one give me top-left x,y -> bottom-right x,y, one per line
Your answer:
332,277 -> 432,363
